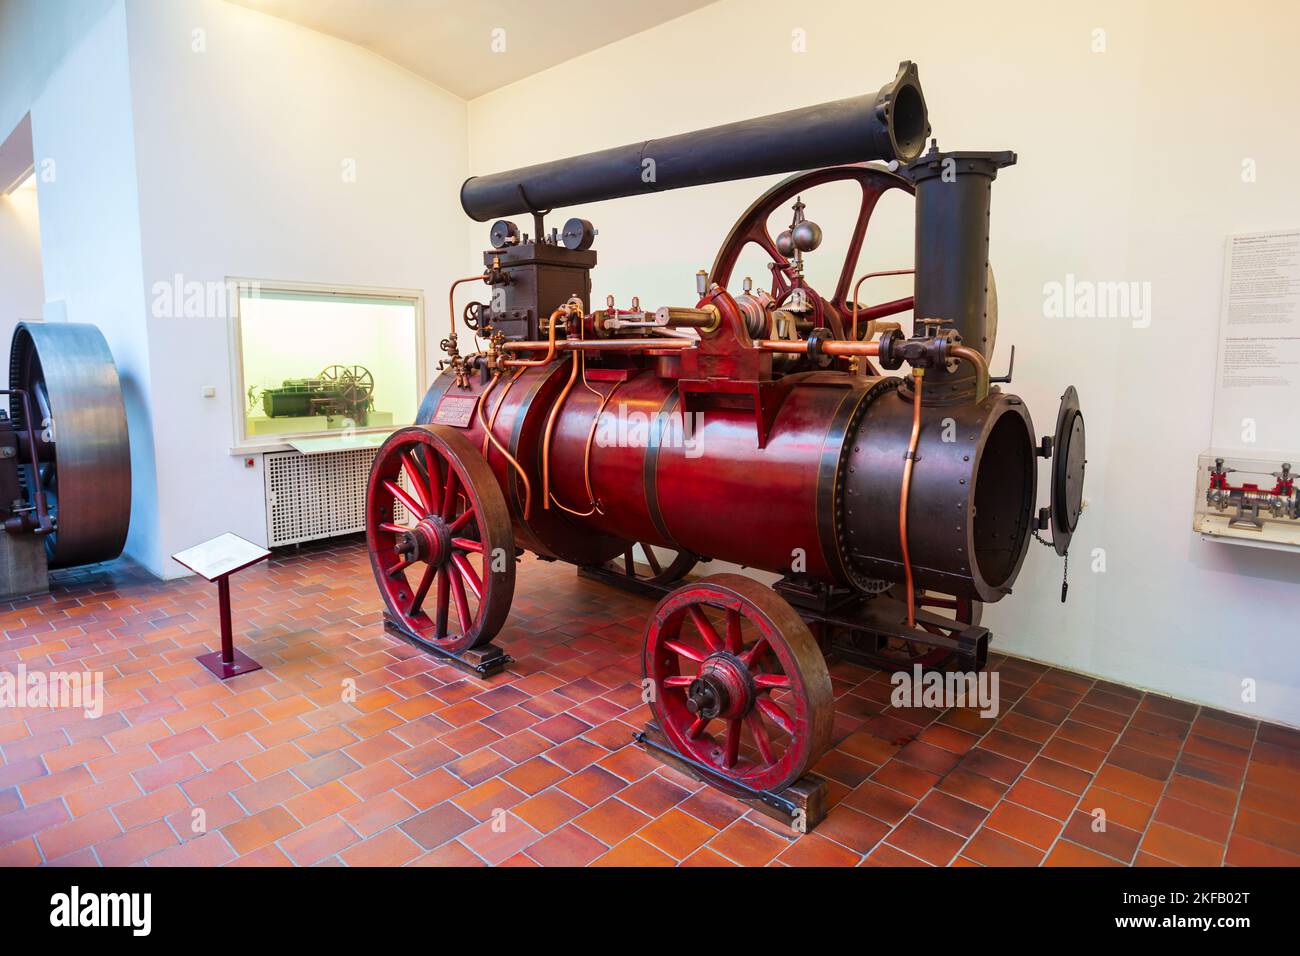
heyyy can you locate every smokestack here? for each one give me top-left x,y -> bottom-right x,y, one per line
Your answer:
908,144 -> 1016,400
461,62 -> 929,221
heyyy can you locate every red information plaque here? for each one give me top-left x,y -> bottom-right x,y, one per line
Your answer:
433,394 -> 478,428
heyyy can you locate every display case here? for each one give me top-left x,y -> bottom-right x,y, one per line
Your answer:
232,283 -> 423,446
1193,451 -> 1300,551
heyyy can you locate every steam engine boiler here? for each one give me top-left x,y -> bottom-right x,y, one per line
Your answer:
365,62 -> 1087,808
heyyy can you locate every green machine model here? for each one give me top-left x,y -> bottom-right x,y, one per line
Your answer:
254,364 -> 376,425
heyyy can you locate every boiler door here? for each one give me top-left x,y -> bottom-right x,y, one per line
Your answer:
1050,386 -> 1086,556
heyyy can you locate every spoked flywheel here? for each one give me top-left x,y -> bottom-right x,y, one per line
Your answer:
644,573 -> 833,793
604,542 -> 698,588
367,425 -> 515,655
9,322 -> 131,569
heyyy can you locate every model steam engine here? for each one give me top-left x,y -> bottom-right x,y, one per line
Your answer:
1207,458 -> 1298,529
254,364 -> 375,424
365,62 -> 1088,817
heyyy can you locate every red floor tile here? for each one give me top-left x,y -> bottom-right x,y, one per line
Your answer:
1,537 -> 1292,869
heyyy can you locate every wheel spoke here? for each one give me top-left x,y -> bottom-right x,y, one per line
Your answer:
401,451 -> 434,512
451,552 -> 482,600
384,479 -> 426,521
450,536 -> 482,553
723,719 -> 741,768
423,446 -> 444,514
441,466 -> 461,520
740,637 -> 768,668
757,697 -> 795,736
832,182 -> 881,306
665,639 -> 706,664
448,510 -> 475,534
724,609 -> 743,654
622,548 -> 634,576
688,605 -> 723,652
746,711 -> 776,766
643,546 -> 662,575
752,673 -> 791,691
380,522 -> 412,536
434,568 -> 450,638
409,561 -> 437,615
687,716 -> 709,740
662,676 -> 693,689
387,556 -> 414,578
449,565 -> 473,635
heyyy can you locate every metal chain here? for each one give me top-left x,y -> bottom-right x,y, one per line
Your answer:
1030,529 -> 1069,602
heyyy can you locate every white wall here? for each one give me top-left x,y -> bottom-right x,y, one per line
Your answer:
0,185 -> 43,345
28,0 -> 161,572
468,0 -> 1300,726
121,0 -> 468,576
0,0 -> 116,144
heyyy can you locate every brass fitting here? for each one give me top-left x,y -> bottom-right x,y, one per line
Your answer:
655,305 -> 720,334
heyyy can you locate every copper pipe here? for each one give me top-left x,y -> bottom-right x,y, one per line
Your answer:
547,303 -> 616,517
755,340 -> 881,357
756,340 -> 810,355
504,337 -> 693,353
948,344 -> 990,403
541,352 -> 582,511
899,368 -> 924,629
476,372 -> 533,519
481,366 -> 525,458
582,379 -> 620,509
552,377 -> 621,518
502,307 -> 567,367
850,269 -> 914,341
448,274 -> 487,337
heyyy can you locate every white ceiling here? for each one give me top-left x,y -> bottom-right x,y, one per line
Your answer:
225,0 -> 717,99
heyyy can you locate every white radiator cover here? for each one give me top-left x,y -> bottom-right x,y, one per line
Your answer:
263,447 -> 381,547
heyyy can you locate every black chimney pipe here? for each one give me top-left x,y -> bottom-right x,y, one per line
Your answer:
907,144 -> 1016,399
460,62 -> 929,222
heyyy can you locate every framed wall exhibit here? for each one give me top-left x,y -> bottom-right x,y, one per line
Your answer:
228,279 -> 426,451
1197,229 -> 1300,552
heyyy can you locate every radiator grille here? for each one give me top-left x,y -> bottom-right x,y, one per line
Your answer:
264,447 -> 380,547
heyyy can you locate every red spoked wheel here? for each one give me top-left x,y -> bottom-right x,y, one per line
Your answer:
644,573 -> 833,793
367,425 -> 515,655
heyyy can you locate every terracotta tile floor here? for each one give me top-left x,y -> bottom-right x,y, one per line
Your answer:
2,535 -> 1297,867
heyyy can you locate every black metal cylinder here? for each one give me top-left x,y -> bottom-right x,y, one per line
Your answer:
908,146 -> 1016,397
841,389 -> 1037,603
461,62 -> 929,221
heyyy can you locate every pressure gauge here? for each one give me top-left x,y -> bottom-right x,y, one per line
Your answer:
561,217 -> 596,251
489,219 -> 520,249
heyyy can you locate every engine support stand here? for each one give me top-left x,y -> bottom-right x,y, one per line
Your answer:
382,611 -> 513,678
635,722 -> 829,834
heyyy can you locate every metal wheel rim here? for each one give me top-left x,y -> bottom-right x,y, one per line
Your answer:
367,425 -> 515,654
644,573 -> 833,792
9,322 -> 131,568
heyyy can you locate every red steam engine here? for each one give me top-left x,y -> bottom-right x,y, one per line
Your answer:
365,62 -> 1087,821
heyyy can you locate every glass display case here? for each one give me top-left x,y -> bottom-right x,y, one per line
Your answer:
234,283 -> 422,445
1193,450 -> 1300,551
